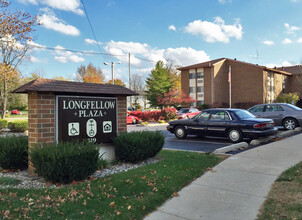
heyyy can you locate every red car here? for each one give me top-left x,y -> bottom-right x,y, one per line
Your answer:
11,109 -> 21,115
127,115 -> 139,124
177,108 -> 200,119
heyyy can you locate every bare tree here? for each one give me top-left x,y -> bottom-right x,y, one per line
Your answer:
0,0 -> 38,118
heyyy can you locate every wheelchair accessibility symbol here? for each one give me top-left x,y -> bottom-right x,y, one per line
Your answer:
68,122 -> 79,136
86,119 -> 97,137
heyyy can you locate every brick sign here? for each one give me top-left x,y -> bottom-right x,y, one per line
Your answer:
56,96 -> 117,143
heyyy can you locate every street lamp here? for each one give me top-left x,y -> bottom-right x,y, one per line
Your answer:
104,61 -> 121,85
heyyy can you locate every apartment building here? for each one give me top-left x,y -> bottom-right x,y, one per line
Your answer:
179,58 -> 292,108
277,65 -> 302,97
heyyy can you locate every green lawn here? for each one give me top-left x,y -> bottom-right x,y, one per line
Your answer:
5,111 -> 28,122
258,161 -> 302,220
0,150 -> 223,219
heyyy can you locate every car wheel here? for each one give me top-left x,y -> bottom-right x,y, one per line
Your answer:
174,126 -> 187,139
283,118 -> 297,130
132,118 -> 137,124
228,128 -> 243,143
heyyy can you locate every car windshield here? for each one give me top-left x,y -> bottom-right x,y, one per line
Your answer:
286,104 -> 302,111
233,110 -> 255,119
178,109 -> 189,113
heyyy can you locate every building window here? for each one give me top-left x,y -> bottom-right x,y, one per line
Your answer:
189,73 -> 196,79
267,72 -> 274,103
197,72 -> 203,78
198,94 -> 204,98
197,86 -> 203,92
197,79 -> 203,84
189,87 -> 195,93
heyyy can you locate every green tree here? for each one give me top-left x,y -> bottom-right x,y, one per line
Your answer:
145,61 -> 175,108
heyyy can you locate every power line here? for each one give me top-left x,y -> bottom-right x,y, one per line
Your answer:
80,0 -> 107,61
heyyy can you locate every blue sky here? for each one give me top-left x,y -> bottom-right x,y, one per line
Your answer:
13,0 -> 302,84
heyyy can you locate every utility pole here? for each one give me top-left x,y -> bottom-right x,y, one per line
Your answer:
129,53 -> 132,107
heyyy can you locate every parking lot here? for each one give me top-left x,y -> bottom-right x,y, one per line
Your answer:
128,124 -> 238,153
127,124 -> 296,154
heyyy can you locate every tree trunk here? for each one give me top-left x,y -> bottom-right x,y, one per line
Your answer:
1,77 -> 7,119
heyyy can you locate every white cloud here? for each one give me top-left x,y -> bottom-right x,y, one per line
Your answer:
169,25 -> 176,31
163,47 -> 209,66
297,38 -> 302,43
39,9 -> 80,36
85,38 -> 102,45
266,61 -> 293,68
54,45 -> 85,63
27,40 -> 47,51
282,38 -> 293,44
284,23 -> 300,34
103,40 -> 209,67
183,17 -> 243,43
102,40 -> 210,83
18,0 -> 83,15
218,0 -> 232,3
262,40 -> 274,45
30,56 -> 41,63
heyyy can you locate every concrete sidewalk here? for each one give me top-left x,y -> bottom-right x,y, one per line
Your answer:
145,133 -> 302,220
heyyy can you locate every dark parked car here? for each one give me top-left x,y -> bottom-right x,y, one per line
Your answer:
248,103 -> 302,130
167,109 -> 277,143
177,108 -> 200,119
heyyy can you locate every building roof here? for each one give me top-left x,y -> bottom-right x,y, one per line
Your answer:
13,78 -> 138,96
178,58 -> 292,76
177,58 -> 226,70
276,65 -> 302,75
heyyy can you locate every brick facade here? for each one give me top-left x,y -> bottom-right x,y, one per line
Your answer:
28,91 -> 56,146
180,58 -> 290,108
117,96 -> 127,133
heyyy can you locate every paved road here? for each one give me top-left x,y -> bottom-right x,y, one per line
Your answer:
127,124 -> 231,153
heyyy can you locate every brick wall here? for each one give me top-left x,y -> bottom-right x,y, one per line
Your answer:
213,60 -> 229,106
204,67 -> 212,105
117,96 -> 127,133
28,91 -> 56,147
227,60 -> 264,105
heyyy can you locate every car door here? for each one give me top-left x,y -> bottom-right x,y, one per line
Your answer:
187,111 -> 211,135
207,110 -> 232,137
261,104 -> 284,126
249,105 -> 265,118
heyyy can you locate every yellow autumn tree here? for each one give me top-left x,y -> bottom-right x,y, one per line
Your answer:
0,0 -> 38,118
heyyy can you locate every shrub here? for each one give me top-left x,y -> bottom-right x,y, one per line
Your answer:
30,142 -> 99,184
276,93 -> 300,105
0,136 -> 28,170
0,119 -> 8,131
114,131 -> 164,163
198,104 -> 210,110
8,121 -> 28,132
161,108 -> 178,121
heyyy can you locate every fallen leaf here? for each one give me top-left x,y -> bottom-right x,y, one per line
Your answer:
83,200 -> 87,206
172,192 -> 179,197
128,205 -> 131,210
109,201 -> 115,207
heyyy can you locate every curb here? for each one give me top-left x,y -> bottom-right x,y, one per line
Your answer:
213,142 -> 248,154
276,130 -> 294,138
136,123 -> 169,127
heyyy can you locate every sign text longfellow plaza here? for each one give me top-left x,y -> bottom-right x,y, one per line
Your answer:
57,96 -> 117,144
